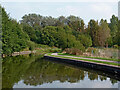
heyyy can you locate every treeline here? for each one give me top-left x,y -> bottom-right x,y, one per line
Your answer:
1,6 -> 120,55
21,14 -> 120,48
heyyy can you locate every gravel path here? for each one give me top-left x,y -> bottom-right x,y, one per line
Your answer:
51,53 -> 120,64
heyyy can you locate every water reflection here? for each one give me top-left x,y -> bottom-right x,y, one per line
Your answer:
2,54 -> 119,88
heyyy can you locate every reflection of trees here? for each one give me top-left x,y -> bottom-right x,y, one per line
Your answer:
88,72 -> 98,80
23,58 -> 86,85
99,76 -> 107,81
2,54 -> 37,88
110,78 -> 118,85
2,55 -> 118,88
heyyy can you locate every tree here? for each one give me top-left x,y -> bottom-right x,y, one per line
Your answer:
21,14 -> 43,28
22,24 -> 37,42
98,19 -> 110,47
66,15 -> 85,32
109,15 -> 118,45
77,34 -> 92,48
38,26 -> 57,46
2,7 -> 29,54
115,20 -> 120,46
88,20 -> 100,47
88,19 -> 110,47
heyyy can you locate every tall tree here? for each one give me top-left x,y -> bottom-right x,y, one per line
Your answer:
98,19 -> 110,47
115,20 -> 120,46
88,20 -> 100,47
77,34 -> 92,48
21,14 -> 43,28
109,15 -> 118,45
2,7 -> 29,54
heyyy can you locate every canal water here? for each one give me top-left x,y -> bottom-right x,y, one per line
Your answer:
2,54 -> 119,88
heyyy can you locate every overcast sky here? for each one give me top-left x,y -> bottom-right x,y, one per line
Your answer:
1,0 -> 119,24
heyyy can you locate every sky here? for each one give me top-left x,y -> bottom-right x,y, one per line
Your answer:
1,0 -> 119,25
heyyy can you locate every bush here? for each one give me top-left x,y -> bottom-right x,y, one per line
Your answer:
77,34 -> 92,48
64,48 -> 83,55
113,45 -> 118,49
73,41 -> 85,51
29,46 -> 35,51
27,41 -> 36,51
86,47 -> 98,54
49,48 -> 62,53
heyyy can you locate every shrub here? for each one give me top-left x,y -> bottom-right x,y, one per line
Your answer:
29,46 -> 35,51
27,41 -> 36,51
86,47 -> 98,54
64,48 -> 83,55
49,48 -> 62,53
113,45 -> 118,49
77,34 -> 92,48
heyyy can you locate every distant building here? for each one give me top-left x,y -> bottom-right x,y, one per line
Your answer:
119,1 -> 120,20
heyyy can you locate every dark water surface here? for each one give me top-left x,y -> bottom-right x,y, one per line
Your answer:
2,54 -> 119,88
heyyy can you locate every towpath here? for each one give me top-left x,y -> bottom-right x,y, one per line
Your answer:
51,53 -> 120,64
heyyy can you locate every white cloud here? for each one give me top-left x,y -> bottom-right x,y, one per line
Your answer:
56,2 -> 117,23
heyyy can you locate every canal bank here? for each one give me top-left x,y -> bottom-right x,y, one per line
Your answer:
44,54 -> 120,76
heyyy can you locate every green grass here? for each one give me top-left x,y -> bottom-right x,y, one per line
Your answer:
58,53 -> 120,62
45,53 -> 54,55
35,47 -> 61,54
46,53 -> 120,66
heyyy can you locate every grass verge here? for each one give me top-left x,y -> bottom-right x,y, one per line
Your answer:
58,53 -> 120,62
46,53 -> 120,66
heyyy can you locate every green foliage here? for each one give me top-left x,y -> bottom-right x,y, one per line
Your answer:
86,47 -> 98,54
77,34 -> 92,48
109,15 -> 119,46
88,19 -> 111,47
36,26 -> 85,51
98,19 -> 110,47
20,13 -> 120,49
115,20 -> 120,46
88,19 -> 100,47
37,26 -> 57,46
22,24 -> 37,41
106,37 -> 113,47
49,48 -> 62,53
2,7 -> 29,54
27,41 -> 36,50
2,6 -> 120,55
64,48 -> 83,55
109,15 -> 118,36
113,45 -> 119,49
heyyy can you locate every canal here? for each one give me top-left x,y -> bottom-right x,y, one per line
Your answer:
2,54 -> 119,88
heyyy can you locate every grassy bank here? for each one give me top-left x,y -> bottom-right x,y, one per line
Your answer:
58,53 -> 120,62
46,53 -> 120,66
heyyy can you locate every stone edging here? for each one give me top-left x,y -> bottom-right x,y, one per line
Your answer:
44,55 -> 120,75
